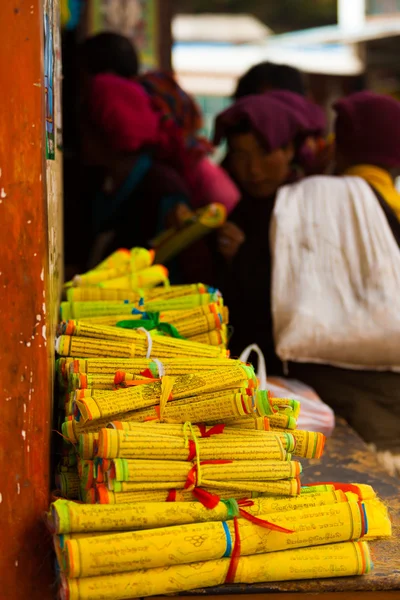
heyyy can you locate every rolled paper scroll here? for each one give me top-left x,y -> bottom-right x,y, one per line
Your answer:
109,421 -> 297,454
72,303 -> 227,336
128,393 -> 255,424
108,478 -> 301,496
69,356 -> 237,377
61,541 -> 372,599
63,500 -> 365,578
49,490 -> 349,535
97,265 -> 169,290
56,471 -> 81,500
130,247 -> 155,272
74,365 -> 255,425
108,457 -> 301,487
56,333 -> 228,359
270,428 -> 326,459
190,330 -> 226,346
94,486 -> 264,505
153,203 -> 227,264
361,498 -> 392,539
73,266 -> 130,288
93,248 -> 132,272
143,293 -> 220,313
174,313 -> 223,339
94,428 -> 287,462
66,282 -> 209,304
61,302 -> 141,321
56,335 -> 136,359
161,303 -> 228,325
70,249 -> 158,288
79,433 -> 99,460
63,415 -> 137,444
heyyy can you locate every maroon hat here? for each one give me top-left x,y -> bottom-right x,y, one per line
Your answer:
214,91 -> 326,150
334,91 -> 400,168
87,73 -> 191,173
89,73 -> 160,152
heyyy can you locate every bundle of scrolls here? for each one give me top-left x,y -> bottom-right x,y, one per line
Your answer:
50,247 -> 392,598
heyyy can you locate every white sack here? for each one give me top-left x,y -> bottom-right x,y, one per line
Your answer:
271,175 -> 400,370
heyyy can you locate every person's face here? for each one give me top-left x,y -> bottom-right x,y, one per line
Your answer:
228,131 -> 294,198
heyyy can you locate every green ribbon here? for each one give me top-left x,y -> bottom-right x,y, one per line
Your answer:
116,312 -> 184,339
221,498 -> 240,519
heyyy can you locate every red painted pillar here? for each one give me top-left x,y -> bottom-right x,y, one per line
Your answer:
0,1 -> 61,597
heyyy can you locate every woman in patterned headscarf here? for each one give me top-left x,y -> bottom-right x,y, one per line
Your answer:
82,73 -> 192,265
138,70 -> 240,214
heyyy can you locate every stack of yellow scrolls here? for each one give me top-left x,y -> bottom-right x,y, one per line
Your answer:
49,248 -> 391,598
48,479 -> 391,599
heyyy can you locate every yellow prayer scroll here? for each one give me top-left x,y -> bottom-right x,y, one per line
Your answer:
223,416 -> 271,431
129,393 -> 255,424
362,498 -> 392,539
64,501 -> 365,578
106,476 -> 301,496
56,471 -> 81,500
153,203 -> 227,264
56,335 -> 136,358
50,490 -> 349,535
130,247 -> 155,272
109,458 -> 301,487
96,479 -> 303,503
69,357 -> 238,376
93,248 -> 132,271
272,428 -> 326,458
57,333 -> 228,360
73,303 -> 227,333
190,330 -> 226,346
73,266 -> 130,288
61,321 -> 154,343
74,365 -> 255,425
61,301 -> 141,320
160,303 -> 228,325
96,265 -> 169,290
69,372 -> 152,391
95,428 -> 287,462
110,421 -> 299,455
174,313 -> 223,339
66,282 -> 209,303
61,541 -> 371,599
63,414 -> 139,444
143,293 -> 220,313
79,433 -> 99,460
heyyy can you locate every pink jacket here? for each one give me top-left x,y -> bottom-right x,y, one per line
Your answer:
187,157 -> 240,214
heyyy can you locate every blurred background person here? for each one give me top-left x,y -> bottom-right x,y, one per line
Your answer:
232,61 -> 333,176
79,33 -> 239,215
80,31 -> 140,80
213,91 -> 326,369
82,73 -> 191,268
63,33 -> 141,279
234,61 -> 307,99
73,33 -> 239,278
138,70 -> 240,214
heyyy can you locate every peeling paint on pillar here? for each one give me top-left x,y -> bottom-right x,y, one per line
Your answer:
0,0 -> 60,597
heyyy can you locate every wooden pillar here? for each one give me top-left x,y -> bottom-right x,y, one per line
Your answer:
0,0 -> 62,597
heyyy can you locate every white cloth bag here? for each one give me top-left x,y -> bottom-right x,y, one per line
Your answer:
271,175 -> 400,371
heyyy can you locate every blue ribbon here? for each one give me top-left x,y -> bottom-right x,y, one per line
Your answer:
222,521 -> 232,558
